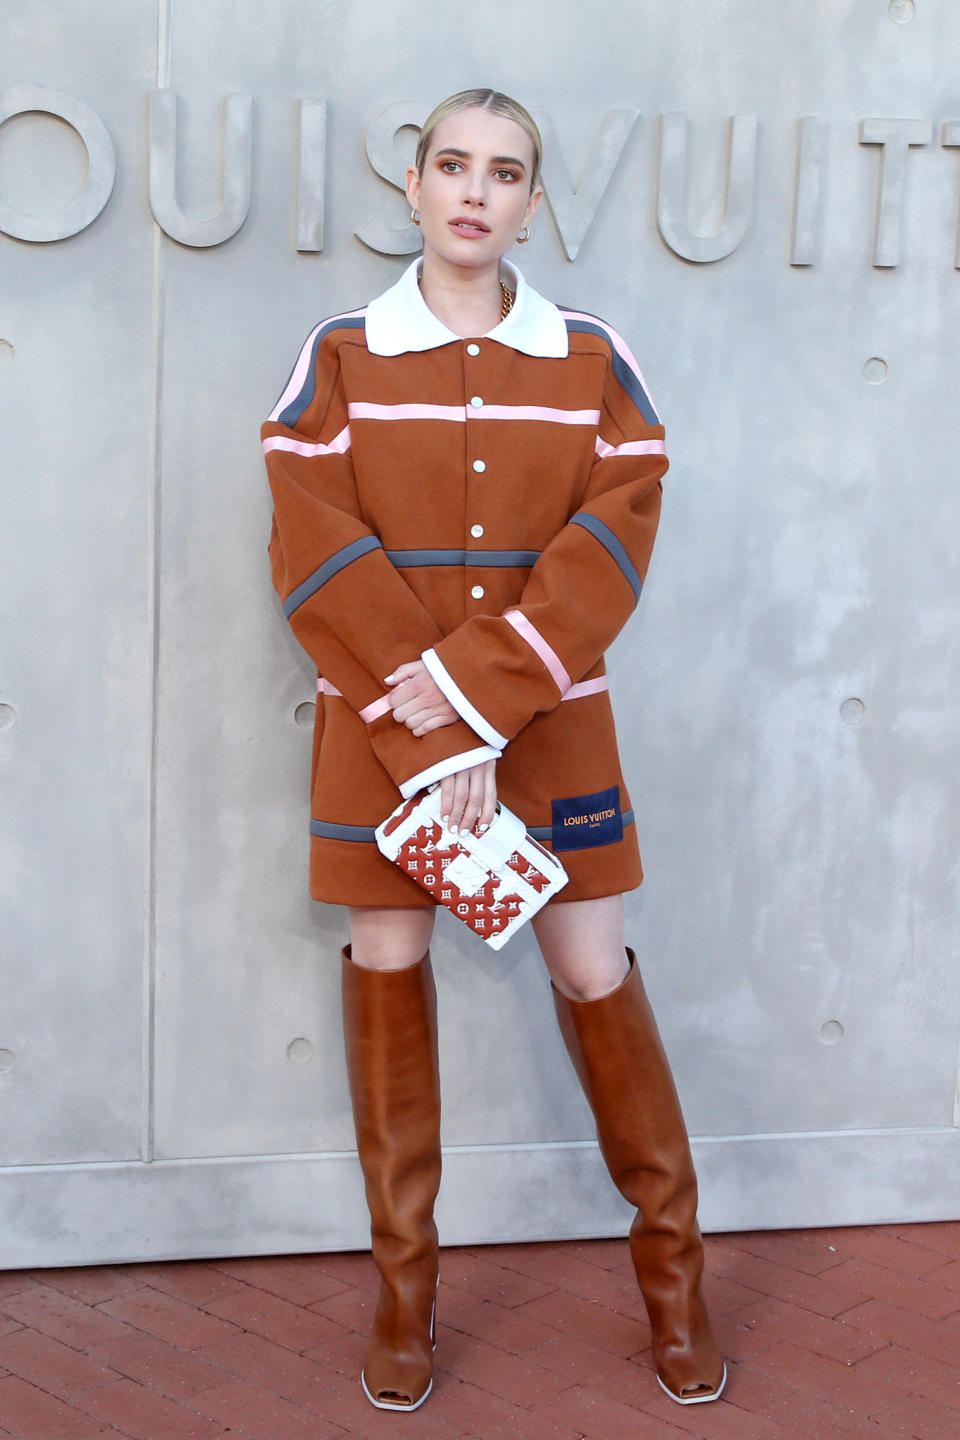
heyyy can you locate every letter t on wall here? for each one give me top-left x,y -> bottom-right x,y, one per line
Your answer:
859,118 -> 933,267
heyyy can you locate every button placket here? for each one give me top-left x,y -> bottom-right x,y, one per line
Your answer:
464,354 -> 487,603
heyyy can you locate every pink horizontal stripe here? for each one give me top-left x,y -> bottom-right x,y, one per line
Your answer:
562,676 -> 609,700
267,309 -> 366,422
503,609 -> 571,695
561,309 -> 657,407
594,435 -> 667,459
317,677 -> 391,723
348,402 -> 465,422
474,405 -> 600,425
347,402 -> 601,426
262,425 -> 351,458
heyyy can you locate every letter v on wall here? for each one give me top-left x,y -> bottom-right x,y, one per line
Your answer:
533,107 -> 640,260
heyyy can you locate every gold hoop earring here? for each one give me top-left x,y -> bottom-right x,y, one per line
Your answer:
516,226 -> 530,244
411,209 -> 421,226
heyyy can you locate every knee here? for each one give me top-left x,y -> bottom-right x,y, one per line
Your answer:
548,956 -> 630,1002
347,907 -> 435,971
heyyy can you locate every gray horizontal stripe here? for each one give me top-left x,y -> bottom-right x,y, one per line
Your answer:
277,314 -> 366,427
311,819 -> 378,842
385,548 -> 541,568
561,316 -> 660,426
311,808 -> 635,847
569,513 -> 642,603
283,535 -> 381,618
528,808 -> 634,844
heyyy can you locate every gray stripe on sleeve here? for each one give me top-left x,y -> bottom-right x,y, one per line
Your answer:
568,513 -> 642,603
283,535 -> 382,618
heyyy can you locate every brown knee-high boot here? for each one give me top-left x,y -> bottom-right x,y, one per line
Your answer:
340,943 -> 442,1411
551,946 -> 726,1405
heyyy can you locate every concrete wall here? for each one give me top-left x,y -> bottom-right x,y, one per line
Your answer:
1,0 -> 958,1266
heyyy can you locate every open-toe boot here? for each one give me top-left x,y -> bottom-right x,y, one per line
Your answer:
341,942 -> 442,1410
550,946 -> 727,1405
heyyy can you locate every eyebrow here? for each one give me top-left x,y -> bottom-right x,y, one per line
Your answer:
433,147 -> 528,171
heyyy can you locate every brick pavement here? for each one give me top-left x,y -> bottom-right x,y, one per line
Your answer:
0,1222 -> 957,1438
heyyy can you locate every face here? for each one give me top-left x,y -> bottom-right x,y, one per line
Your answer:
406,106 -> 543,270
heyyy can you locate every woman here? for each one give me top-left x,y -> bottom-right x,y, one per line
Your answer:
261,88 -> 726,1412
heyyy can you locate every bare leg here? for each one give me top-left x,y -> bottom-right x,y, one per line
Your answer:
530,893 -> 629,999
348,904 -> 437,971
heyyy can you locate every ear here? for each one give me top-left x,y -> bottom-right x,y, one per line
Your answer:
523,183 -> 544,229
405,164 -> 422,212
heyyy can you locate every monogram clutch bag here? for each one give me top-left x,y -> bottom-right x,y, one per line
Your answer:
375,784 -> 569,949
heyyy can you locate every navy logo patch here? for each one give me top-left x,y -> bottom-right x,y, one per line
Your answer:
551,786 -> 623,852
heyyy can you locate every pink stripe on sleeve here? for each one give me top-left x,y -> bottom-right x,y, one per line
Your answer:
503,610 -> 571,695
263,425 -> 351,458
562,309 -> 657,403
267,309 -> 366,422
358,695 -> 392,723
317,677 -> 390,722
562,676 -> 609,700
594,435 -> 667,460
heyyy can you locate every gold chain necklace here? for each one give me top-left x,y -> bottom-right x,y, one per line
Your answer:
417,272 -> 514,322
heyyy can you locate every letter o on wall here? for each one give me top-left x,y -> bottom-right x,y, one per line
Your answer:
0,85 -> 116,241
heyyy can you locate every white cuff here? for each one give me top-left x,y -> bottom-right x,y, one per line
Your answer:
421,648 -> 509,749
399,745 -> 501,799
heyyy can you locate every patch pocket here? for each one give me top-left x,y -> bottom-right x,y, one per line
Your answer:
551,785 -> 623,852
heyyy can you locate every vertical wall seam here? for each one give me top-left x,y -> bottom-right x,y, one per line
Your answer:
143,0 -> 172,1166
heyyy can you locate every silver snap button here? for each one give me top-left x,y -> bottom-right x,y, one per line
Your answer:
470,584 -> 485,599
466,343 -> 481,356
470,523 -> 484,537
472,459 -> 486,472
470,395 -> 484,408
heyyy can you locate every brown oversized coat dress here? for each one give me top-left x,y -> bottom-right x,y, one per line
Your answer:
261,257 -> 667,908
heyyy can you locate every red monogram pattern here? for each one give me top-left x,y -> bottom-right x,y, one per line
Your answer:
507,853 -> 551,893
395,821 -> 536,940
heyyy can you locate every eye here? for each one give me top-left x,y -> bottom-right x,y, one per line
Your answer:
440,159 -> 462,173
495,168 -> 519,182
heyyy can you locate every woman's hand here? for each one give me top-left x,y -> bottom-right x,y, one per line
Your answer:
439,758 -> 497,836
384,659 -> 459,734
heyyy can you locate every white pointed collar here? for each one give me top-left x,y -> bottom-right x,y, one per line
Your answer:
364,256 -> 569,358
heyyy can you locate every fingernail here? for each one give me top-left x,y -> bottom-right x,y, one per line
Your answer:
478,822 -> 489,833
384,673 -> 395,682
449,822 -> 459,833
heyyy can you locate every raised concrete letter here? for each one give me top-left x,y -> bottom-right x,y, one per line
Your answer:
356,102 -> 424,256
533,108 -> 640,261
658,111 -> 758,263
297,100 -> 326,253
859,118 -> 933,267
150,90 -> 252,247
0,84 -> 115,242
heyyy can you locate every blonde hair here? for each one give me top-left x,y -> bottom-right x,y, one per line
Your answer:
415,89 -> 543,192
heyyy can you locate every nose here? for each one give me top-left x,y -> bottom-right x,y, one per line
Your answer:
462,165 -> 486,207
